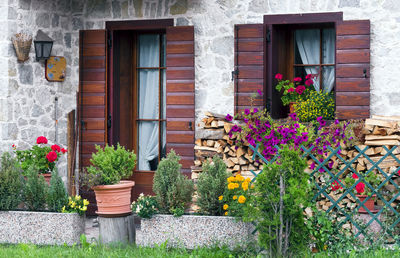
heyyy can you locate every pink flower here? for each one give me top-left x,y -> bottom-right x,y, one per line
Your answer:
305,74 -> 312,80
305,79 -> 313,86
46,151 -> 58,163
275,73 -> 283,80
293,77 -> 302,82
287,88 -> 295,93
295,85 -> 306,95
352,173 -> 358,179
355,182 -> 365,194
51,144 -> 61,153
36,136 -> 48,144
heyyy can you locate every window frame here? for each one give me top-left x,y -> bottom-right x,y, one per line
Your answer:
263,12 -> 343,119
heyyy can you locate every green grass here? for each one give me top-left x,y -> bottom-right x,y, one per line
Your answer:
0,243 -> 254,258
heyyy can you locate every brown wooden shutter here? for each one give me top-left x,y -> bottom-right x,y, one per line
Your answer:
79,30 -> 107,214
336,20 -> 370,119
234,24 -> 265,116
166,26 -> 195,177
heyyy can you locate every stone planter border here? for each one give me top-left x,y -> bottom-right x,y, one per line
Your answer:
137,214 -> 255,249
0,211 -> 85,246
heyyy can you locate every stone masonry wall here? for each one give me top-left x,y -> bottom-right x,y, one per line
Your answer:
2,0 -> 400,182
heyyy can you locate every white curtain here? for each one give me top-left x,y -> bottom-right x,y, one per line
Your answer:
295,29 -> 321,92
295,29 -> 335,93
138,35 -> 160,171
322,28 -> 335,93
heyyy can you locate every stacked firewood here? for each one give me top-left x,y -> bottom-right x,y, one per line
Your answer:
191,112 -> 263,181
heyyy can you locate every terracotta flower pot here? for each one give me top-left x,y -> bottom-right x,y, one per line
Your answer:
289,102 -> 296,114
92,180 -> 135,217
42,173 -> 52,185
357,194 -> 377,213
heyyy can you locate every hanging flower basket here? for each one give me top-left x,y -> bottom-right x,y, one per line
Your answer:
11,33 -> 32,62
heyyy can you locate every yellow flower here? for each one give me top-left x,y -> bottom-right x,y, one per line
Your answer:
224,211 -> 228,216
228,183 -> 235,190
75,195 -> 81,201
223,204 -> 229,210
242,182 -> 249,191
61,206 -> 65,213
83,199 -> 89,206
227,176 -> 235,183
234,183 -> 239,189
238,195 -> 246,204
218,195 -> 223,201
245,178 -> 251,183
71,201 -> 76,208
82,206 -> 87,211
233,195 -> 237,200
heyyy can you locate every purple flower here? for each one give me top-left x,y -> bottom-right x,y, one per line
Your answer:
232,125 -> 241,132
310,163 -> 315,170
335,119 -> 339,125
244,118 -> 249,123
253,108 -> 259,113
257,89 -> 262,96
244,109 -> 250,115
225,114 -> 233,121
289,113 -> 298,121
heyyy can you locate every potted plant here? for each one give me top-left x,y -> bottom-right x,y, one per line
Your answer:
345,172 -> 380,213
13,136 -> 67,184
274,73 -> 314,113
86,143 -> 136,217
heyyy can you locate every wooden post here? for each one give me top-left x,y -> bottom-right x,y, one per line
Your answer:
67,110 -> 76,196
98,215 -> 136,244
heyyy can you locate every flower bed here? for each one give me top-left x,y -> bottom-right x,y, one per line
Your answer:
0,211 -> 84,245
137,214 -> 255,249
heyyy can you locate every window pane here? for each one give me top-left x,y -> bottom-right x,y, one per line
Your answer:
138,69 -> 159,119
295,66 -> 320,92
294,29 -> 320,65
161,69 -> 166,119
322,66 -> 335,93
161,34 -> 166,67
137,121 -> 159,171
322,28 -> 335,64
138,34 -> 160,67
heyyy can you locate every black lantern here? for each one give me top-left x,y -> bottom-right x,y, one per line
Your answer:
34,30 -> 53,61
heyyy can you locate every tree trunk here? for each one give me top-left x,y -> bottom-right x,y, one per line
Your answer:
99,215 -> 136,244
279,172 -> 284,256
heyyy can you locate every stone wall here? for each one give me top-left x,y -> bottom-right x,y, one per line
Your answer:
2,0 -> 400,181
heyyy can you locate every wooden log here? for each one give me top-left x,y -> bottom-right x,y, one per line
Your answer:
365,140 -> 400,146
372,126 -> 387,136
224,123 -> 234,133
372,115 -> 400,121
99,215 -> 135,245
365,135 -> 400,141
195,139 -> 202,146
365,119 -> 396,128
194,145 -> 218,152
236,147 -> 245,158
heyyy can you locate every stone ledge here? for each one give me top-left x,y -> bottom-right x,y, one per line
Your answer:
0,211 -> 85,246
137,214 -> 255,249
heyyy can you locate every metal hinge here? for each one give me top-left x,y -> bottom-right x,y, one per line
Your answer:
107,115 -> 112,129
107,32 -> 112,49
231,69 -> 239,81
266,29 -> 271,43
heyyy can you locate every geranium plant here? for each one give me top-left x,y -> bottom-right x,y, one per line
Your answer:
344,172 -> 380,196
14,136 -> 67,174
275,73 -> 314,106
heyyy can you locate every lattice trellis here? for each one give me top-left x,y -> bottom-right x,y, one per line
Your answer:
248,143 -> 400,239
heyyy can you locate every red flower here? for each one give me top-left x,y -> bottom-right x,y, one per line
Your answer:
46,151 -> 58,163
293,77 -> 302,82
295,85 -> 306,95
331,180 -> 343,192
355,182 -> 365,194
352,173 -> 358,179
51,144 -> 61,153
305,79 -> 313,86
287,88 -> 295,93
61,148 -> 68,154
275,73 -> 283,80
305,74 -> 312,80
36,136 -> 48,144
12,144 -> 16,148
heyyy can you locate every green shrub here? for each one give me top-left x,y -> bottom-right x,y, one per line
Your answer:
0,152 -> 24,210
23,166 -> 48,211
294,90 -> 335,122
132,193 -> 158,219
196,155 -> 228,216
87,143 -> 136,186
47,169 -> 68,212
152,150 -> 194,215
244,146 -> 311,257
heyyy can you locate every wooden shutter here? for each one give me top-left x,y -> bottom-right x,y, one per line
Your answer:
166,26 -> 195,177
79,30 -> 107,214
234,24 -> 265,116
336,20 -> 370,119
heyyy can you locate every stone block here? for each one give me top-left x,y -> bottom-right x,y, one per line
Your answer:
72,17 -> 83,30
170,0 -> 188,15
18,64 -> 33,85
112,0 -> 121,18
138,215 -> 255,249
8,7 -> 17,19
339,0 -> 360,7
51,14 -> 59,28
35,13 -> 50,28
85,0 -> 110,19
0,211 -> 85,245
18,0 -> 31,10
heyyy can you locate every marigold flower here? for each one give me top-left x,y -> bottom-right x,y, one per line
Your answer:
238,195 -> 246,204
218,195 -> 223,201
223,204 -> 229,210
233,195 -> 237,200
242,182 -> 249,191
227,176 -> 234,183
224,211 -> 228,216
234,183 -> 239,189
228,183 -> 235,190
